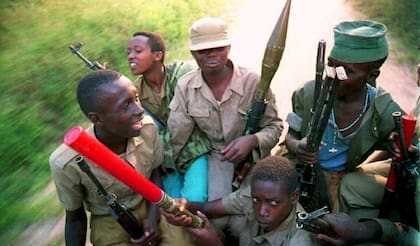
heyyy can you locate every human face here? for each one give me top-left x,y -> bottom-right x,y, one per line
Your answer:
127,36 -> 160,75
251,180 -> 298,232
191,46 -> 230,73
94,76 -> 144,138
328,57 -> 377,94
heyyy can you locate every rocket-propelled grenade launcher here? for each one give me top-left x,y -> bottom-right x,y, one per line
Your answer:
63,126 -> 204,229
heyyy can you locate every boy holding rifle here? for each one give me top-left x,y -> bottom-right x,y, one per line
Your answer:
284,20 -> 419,244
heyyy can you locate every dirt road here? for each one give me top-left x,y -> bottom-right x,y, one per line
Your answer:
228,0 -> 419,119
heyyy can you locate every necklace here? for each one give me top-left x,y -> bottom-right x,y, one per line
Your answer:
330,87 -> 369,145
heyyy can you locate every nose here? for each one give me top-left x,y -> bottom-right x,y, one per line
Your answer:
128,50 -> 135,59
257,203 -> 269,218
133,102 -> 144,116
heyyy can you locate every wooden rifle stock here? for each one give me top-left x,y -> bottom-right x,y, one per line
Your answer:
379,112 -> 418,229
232,0 -> 292,190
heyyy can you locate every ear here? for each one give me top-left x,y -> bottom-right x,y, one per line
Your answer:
154,51 -> 163,62
290,189 -> 300,205
88,112 -> 102,125
368,69 -> 380,81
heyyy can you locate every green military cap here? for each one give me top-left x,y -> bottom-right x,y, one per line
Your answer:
330,20 -> 388,63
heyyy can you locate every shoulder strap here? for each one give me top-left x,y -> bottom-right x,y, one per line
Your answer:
75,156 -> 109,198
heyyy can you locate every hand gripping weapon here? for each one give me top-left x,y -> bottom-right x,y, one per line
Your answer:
64,126 -> 204,229
379,112 -> 418,229
298,40 -> 339,211
296,206 -> 332,235
232,0 -> 292,190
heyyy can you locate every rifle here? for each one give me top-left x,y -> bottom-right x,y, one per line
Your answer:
298,40 -> 338,211
379,112 -> 418,229
232,0 -> 292,190
69,42 -> 106,70
69,45 -> 154,240
68,42 -> 166,130
296,206 -> 332,235
75,156 -> 145,239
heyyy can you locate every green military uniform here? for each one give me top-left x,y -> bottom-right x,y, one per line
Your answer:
50,117 -> 194,245
288,81 -> 404,172
133,61 -> 212,173
283,20 -> 419,244
221,186 -> 319,246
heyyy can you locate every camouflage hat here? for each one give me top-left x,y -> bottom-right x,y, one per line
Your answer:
330,20 -> 388,63
189,17 -> 231,51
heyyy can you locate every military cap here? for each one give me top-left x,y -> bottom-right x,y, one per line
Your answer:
189,17 -> 231,51
330,20 -> 388,63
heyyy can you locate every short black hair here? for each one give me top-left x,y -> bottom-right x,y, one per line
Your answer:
250,156 -> 298,194
76,69 -> 122,117
132,31 -> 166,63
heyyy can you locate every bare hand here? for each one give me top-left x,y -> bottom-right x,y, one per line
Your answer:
316,213 -> 381,245
130,218 -> 161,246
292,137 -> 320,164
221,135 -> 257,163
160,198 -> 194,227
184,211 -> 223,246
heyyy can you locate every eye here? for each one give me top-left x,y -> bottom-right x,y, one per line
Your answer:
269,200 -> 280,206
252,197 -> 259,204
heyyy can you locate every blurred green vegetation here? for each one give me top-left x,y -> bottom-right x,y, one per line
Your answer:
0,0 -> 416,243
351,0 -> 419,64
0,0 -> 237,242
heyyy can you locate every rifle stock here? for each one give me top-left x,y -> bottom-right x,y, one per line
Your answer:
232,0 -> 292,190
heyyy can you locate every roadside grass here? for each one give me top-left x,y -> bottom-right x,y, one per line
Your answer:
0,0 -> 232,242
350,0 -> 419,65
0,0 -> 415,243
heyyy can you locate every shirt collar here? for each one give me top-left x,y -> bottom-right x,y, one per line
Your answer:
190,59 -> 244,96
88,126 -> 145,165
252,204 -> 299,245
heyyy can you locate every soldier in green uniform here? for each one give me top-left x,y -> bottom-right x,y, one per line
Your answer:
284,20 -> 410,212
127,31 -> 211,202
283,20 -> 419,245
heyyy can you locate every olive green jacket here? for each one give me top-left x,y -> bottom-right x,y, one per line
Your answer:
134,61 -> 211,173
290,80 -> 407,171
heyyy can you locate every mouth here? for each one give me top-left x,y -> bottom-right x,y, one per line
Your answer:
205,59 -> 220,68
132,118 -> 144,131
257,220 -> 271,228
129,62 -> 137,69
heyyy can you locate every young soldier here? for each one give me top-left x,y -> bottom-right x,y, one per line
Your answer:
284,20 -> 410,212
162,156 -> 320,246
284,20 -> 419,245
168,17 -> 282,205
50,70 -> 192,246
128,31 -> 210,202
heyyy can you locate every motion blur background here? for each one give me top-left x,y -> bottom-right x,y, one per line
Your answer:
0,0 -> 418,244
